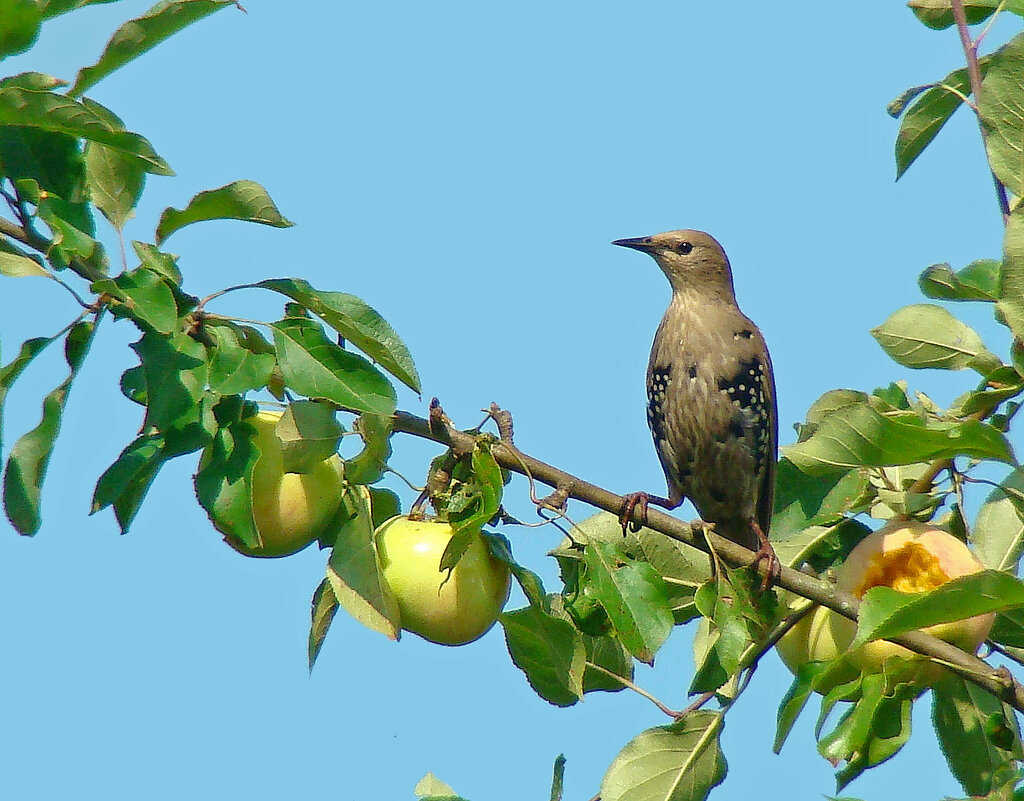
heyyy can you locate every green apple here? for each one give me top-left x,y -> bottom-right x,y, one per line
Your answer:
376,516 -> 512,645
230,410 -> 344,558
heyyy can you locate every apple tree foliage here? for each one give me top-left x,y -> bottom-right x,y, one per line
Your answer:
4,2 -> 1024,799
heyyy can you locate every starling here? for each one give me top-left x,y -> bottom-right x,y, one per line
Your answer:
613,229 -> 778,575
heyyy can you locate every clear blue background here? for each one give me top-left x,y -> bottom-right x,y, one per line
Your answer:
0,1 -> 1015,798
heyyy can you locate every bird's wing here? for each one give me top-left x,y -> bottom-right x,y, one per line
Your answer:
756,335 -> 779,536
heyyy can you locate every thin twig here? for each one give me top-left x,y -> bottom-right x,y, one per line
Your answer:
974,0 -> 1006,49
950,0 -> 1011,220
675,691 -> 717,719
383,466 -> 425,493
201,312 -> 273,327
46,271 -> 92,309
584,661 -> 680,718
990,641 -> 1024,668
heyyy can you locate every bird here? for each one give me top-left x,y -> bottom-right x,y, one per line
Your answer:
612,229 -> 779,579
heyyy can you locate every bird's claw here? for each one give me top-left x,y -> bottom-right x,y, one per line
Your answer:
619,492 -> 650,534
750,521 -> 781,591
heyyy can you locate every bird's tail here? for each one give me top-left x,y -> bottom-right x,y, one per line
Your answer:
712,518 -> 760,552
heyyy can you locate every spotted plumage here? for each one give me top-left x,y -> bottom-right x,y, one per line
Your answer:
614,229 -> 778,557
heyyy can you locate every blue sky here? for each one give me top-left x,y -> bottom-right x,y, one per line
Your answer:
0,2 -> 1015,799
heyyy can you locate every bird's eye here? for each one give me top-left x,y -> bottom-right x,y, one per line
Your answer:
677,241 -> 693,254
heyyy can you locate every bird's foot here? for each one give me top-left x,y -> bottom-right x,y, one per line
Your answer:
619,492 -> 650,534
750,521 -> 781,591
619,492 -> 678,534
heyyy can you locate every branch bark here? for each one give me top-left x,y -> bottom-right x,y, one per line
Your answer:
390,406 -> 1024,713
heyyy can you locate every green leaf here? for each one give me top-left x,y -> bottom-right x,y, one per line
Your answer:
818,674 -> 885,768
549,754 -> 566,801
193,414 -> 260,549
0,125 -> 87,207
0,87 -> 171,174
855,570 -> 1024,647
822,677 -> 916,791
91,432 -> 166,533
344,413 -> 393,485
583,540 -> 673,665
255,278 -> 420,392
0,250 -> 47,277
39,0 -> 120,20
933,677 -> 1024,796
0,0 -> 42,59
582,632 -> 634,694
908,0 -> 1002,29
974,470 -> 1024,572
131,241 -> 182,285
0,72 -> 65,91
0,333 -> 58,452
690,617 -> 730,695
119,364 -> 146,405
204,321 -> 275,395
327,484 -> 400,640
1000,205 -> 1024,342
70,1 -> 239,97
91,267 -> 178,334
784,402 -> 1014,473
772,456 -> 866,541
949,366 -> 1024,418
500,604 -> 585,706
893,65 -> 975,178
85,140 -> 145,230
367,486 -> 401,530
37,196 -> 106,276
919,260 -> 1001,302
444,441 -> 503,546
776,518 -> 872,574
155,180 -> 293,244
131,329 -> 209,432
486,532 -> 548,610
553,511 -> 710,624
3,319 -> 97,534
991,607 -> 1024,647
797,388 -> 870,441
274,400 -> 342,473
270,316 -> 396,416
414,773 -> 461,800
600,712 -> 727,801
981,33 -> 1024,197
308,577 -> 339,672
774,660 -> 849,753
689,573 -> 766,693
871,304 -> 1000,373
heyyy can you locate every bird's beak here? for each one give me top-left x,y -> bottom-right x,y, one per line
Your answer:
612,236 -> 655,252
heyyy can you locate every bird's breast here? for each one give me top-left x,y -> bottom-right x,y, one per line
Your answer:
645,300 -> 773,523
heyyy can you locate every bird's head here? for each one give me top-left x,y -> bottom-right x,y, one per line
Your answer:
612,229 -> 736,299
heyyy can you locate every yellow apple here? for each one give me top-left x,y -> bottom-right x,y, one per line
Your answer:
829,520 -> 994,682
375,516 -> 512,645
229,410 -> 344,558
779,521 -> 994,687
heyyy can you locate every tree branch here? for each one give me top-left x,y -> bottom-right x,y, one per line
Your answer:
951,0 -> 1012,220
0,216 -> 39,249
389,405 -> 1024,713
